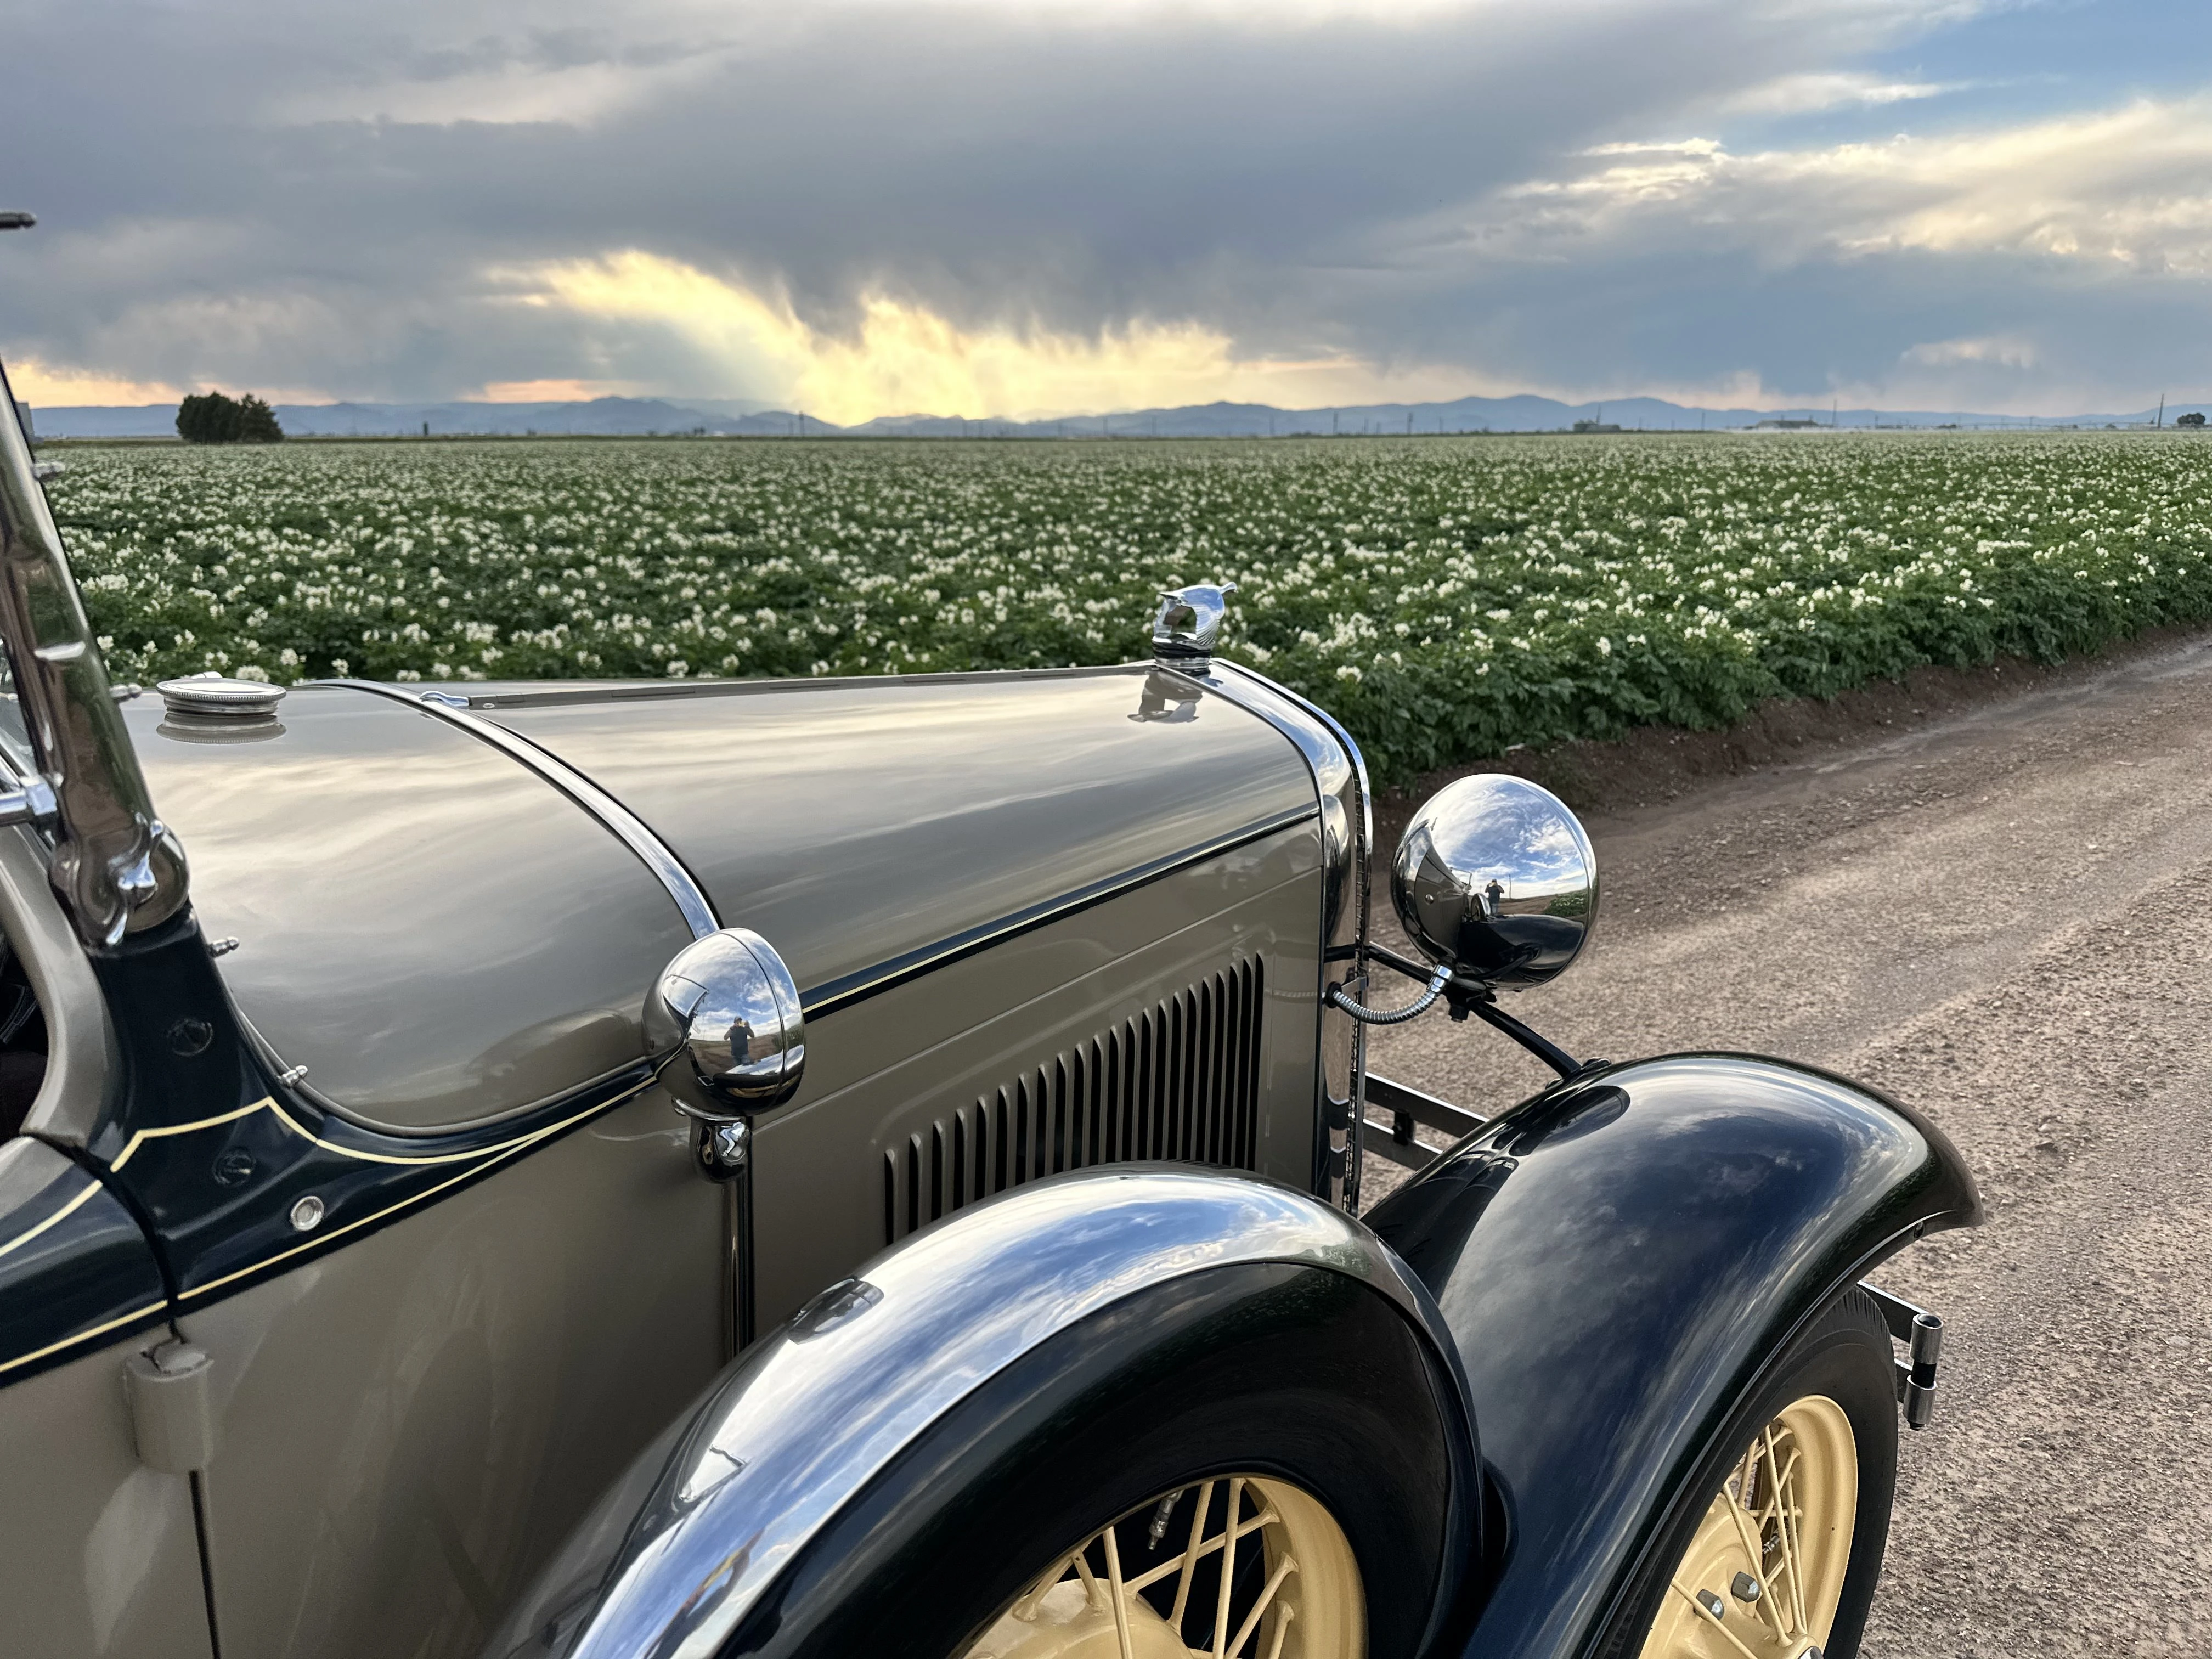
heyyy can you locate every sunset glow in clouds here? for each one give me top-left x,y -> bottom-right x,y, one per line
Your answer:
515,252 -> 1489,422
3,0 -> 2210,417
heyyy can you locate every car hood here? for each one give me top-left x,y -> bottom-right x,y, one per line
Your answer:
128,667 -> 1317,1133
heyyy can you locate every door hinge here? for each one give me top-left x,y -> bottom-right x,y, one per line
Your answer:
126,1339 -> 216,1474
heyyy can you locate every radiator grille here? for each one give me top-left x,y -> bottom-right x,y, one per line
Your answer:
883,957 -> 1266,1245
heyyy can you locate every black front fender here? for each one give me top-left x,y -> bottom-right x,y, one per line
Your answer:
1361,1052 -> 1980,1659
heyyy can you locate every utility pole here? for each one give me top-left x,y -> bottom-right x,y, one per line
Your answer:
2157,393 -> 2166,428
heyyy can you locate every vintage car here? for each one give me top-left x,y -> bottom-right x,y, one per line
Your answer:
0,344 -> 1978,1659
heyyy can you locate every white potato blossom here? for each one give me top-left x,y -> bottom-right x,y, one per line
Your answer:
39,430 -> 2212,781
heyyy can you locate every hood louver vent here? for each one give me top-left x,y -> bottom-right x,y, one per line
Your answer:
884,957 -> 1265,1245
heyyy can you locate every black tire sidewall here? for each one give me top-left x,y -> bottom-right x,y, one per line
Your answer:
724,1262 -> 1472,1659
1594,1288 -> 1899,1659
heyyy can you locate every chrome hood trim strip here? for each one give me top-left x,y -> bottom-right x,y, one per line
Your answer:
484,1167 -> 1455,1659
306,679 -> 719,940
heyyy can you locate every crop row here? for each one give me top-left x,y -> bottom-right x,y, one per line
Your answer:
42,432 -> 2212,782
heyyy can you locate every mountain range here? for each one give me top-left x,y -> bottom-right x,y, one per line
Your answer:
18,392 -> 2210,442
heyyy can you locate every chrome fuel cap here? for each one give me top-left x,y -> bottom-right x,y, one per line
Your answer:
155,675 -> 288,719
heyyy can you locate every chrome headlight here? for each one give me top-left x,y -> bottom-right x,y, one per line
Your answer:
1391,774 -> 1596,990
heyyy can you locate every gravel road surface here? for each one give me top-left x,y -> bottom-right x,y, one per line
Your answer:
1363,635 -> 2212,1657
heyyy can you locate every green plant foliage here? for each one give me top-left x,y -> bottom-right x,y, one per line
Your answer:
174,392 -> 284,444
46,433 -> 2212,780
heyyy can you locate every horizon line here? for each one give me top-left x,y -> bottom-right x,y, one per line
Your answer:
15,390 -> 2205,424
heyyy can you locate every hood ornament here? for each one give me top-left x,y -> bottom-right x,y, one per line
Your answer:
1152,582 -> 1235,675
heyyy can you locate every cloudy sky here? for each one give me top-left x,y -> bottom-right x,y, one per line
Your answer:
2,0 -> 2207,420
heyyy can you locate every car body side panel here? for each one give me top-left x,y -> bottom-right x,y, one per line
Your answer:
752,822 -> 1323,1328
1359,1054 -> 1981,1659
470,667 -> 1318,1008
171,1086 -> 724,1659
87,663 -> 1331,1659
0,867 -> 204,1658
0,1331 -> 216,1659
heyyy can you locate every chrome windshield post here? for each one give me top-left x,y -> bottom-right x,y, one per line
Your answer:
0,360 -> 189,947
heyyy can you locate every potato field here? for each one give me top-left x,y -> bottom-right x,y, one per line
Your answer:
43,432 -> 2212,782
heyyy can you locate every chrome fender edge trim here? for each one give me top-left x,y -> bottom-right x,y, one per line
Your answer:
484,1166 -> 1463,1659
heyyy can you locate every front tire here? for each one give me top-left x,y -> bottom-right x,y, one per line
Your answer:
1604,1289 -> 1899,1659
723,1262 -> 1475,1659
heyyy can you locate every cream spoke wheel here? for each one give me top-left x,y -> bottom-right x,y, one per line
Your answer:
1637,1396 -> 1858,1659
961,1475 -> 1364,1659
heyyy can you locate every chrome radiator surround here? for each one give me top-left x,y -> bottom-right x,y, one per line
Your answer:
1198,663 -> 1372,1207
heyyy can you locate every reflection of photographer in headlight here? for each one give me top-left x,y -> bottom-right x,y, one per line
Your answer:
1477,876 -> 1585,978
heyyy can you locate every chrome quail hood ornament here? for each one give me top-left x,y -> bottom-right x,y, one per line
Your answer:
1152,582 -> 1236,675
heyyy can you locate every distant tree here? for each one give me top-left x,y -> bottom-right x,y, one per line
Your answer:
176,391 -> 285,444
237,394 -> 284,442
177,392 -> 238,443
2179,411 -> 2206,429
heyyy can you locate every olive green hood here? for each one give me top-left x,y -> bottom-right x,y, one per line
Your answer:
128,667 -> 1318,1133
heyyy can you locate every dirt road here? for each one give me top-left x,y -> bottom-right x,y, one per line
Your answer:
1363,634 -> 2212,1657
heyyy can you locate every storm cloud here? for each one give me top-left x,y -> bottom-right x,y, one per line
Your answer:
3,0 -> 2207,417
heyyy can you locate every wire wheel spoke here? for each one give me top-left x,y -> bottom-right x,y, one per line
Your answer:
1637,1396 -> 1859,1659
961,1474 -> 1361,1659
